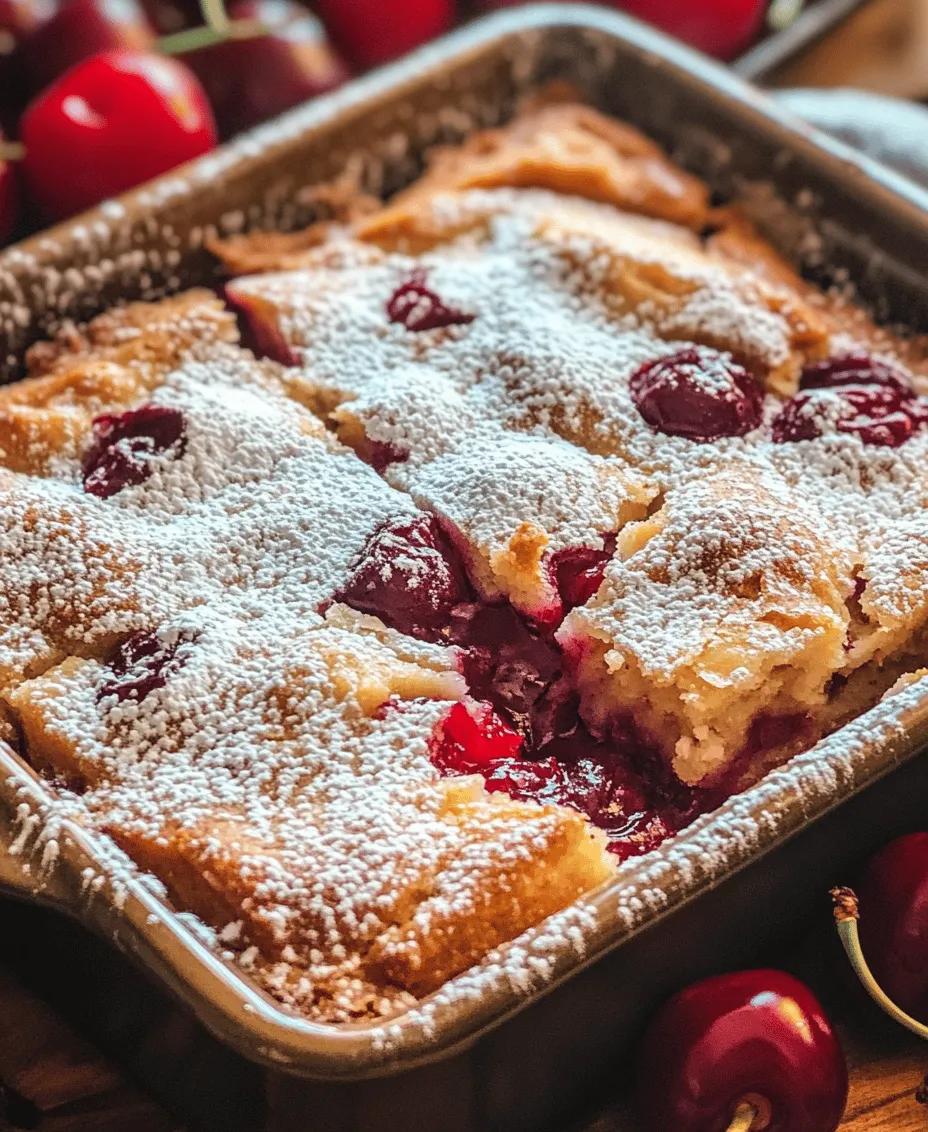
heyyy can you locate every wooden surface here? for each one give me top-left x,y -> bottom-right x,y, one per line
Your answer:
0,926 -> 925,1131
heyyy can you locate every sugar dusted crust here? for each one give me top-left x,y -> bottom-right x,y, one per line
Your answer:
2,97 -> 928,1021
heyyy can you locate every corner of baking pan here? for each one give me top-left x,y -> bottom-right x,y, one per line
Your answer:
5,2 -> 928,1080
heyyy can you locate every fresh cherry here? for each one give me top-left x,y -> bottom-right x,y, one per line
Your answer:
0,127 -> 18,243
638,969 -> 848,1132
21,49 -> 217,220
473,0 -> 766,59
772,352 -> 927,447
629,346 -> 764,442
855,833 -> 928,1025
98,628 -> 195,703
16,0 -> 156,98
386,269 -> 475,332
184,0 -> 350,140
82,404 -> 186,498
313,0 -> 453,68
334,513 -> 471,642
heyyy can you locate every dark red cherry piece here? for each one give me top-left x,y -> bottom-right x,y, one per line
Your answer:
224,283 -> 302,366
774,351 -> 928,447
16,0 -> 155,98
772,387 -> 915,447
549,537 -> 616,613
335,513 -> 470,641
387,269 -> 475,332
629,346 -> 763,441
82,404 -> 186,498
184,0 -> 350,140
800,350 -> 913,394
857,833 -> 928,1025
638,969 -> 848,1132
98,629 -> 194,703
314,0 -> 453,68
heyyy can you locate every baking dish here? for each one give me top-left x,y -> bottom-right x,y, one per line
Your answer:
4,6 -> 928,1131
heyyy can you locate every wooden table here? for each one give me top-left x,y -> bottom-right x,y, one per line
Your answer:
0,913 -> 925,1132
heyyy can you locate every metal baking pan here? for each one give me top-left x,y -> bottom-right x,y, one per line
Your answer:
4,6 -> 928,1130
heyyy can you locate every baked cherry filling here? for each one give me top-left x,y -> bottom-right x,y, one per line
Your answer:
772,352 -> 928,447
334,513 -> 471,642
224,286 -> 302,366
82,405 -> 186,498
98,629 -> 196,704
339,516 -> 712,858
549,538 -> 617,613
629,346 -> 764,441
386,268 -> 476,332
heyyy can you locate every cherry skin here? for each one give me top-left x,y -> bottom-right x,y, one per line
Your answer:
771,352 -> 928,448
16,0 -> 156,98
637,969 -> 848,1132
334,513 -> 471,642
473,0 -> 766,60
184,0 -> 350,140
313,0 -> 453,68
856,833 -> 928,1025
21,49 -> 217,220
630,346 -> 764,442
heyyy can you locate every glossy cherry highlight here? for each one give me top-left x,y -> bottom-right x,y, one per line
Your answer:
21,49 -> 217,219
637,969 -> 848,1132
15,0 -> 155,98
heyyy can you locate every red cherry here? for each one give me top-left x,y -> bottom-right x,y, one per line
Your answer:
334,513 -> 471,642
82,404 -> 186,498
386,269 -> 475,332
184,0 -> 350,140
99,628 -> 195,703
16,0 -> 155,98
431,699 -> 524,768
549,537 -> 616,613
472,0 -> 766,59
629,346 -> 764,442
313,0 -> 453,68
857,833 -> 928,1025
21,49 -> 217,220
638,970 -> 848,1132
800,350 -> 913,395
0,129 -> 18,243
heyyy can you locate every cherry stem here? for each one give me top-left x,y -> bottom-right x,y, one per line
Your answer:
831,886 -> 928,1041
159,17 -> 267,54
726,1102 -> 760,1132
200,0 -> 229,34
0,142 -> 24,162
